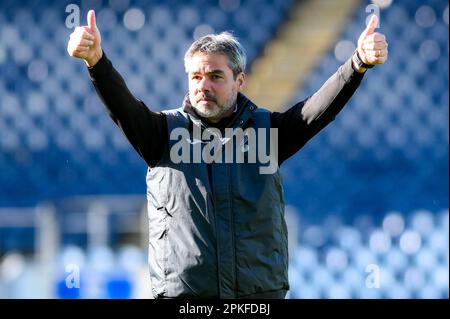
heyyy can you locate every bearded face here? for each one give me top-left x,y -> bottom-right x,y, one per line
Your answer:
186,53 -> 245,122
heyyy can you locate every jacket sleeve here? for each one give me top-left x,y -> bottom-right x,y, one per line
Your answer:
272,56 -> 365,164
88,51 -> 168,167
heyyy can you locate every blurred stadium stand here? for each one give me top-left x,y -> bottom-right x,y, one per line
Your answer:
0,0 -> 448,298
283,0 -> 449,225
288,208 -> 449,298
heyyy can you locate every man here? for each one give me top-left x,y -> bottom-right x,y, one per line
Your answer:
67,10 -> 388,298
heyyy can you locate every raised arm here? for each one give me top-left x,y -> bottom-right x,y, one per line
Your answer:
273,15 -> 388,164
67,10 -> 167,167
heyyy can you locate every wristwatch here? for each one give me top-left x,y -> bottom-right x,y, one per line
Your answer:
353,49 -> 374,69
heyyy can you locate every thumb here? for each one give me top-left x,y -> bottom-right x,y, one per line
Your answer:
87,9 -> 97,31
364,14 -> 378,36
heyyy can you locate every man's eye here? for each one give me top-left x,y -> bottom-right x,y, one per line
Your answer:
211,74 -> 221,80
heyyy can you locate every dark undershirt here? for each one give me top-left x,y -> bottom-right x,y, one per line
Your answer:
88,51 -> 364,167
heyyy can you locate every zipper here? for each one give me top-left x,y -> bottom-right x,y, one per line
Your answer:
227,162 -> 238,298
209,164 -> 222,298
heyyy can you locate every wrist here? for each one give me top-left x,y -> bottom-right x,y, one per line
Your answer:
84,49 -> 103,68
352,49 -> 373,73
352,54 -> 367,73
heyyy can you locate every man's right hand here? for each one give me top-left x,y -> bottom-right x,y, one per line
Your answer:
67,10 -> 102,67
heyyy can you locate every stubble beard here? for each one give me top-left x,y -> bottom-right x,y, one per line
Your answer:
192,90 -> 237,121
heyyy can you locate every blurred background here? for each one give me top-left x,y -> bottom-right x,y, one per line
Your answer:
0,0 -> 448,298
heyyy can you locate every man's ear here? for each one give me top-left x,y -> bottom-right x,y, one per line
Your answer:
236,72 -> 246,92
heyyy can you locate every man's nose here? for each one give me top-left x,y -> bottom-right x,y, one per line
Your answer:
198,77 -> 211,92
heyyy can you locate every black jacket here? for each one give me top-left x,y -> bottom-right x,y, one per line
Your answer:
88,52 -> 364,298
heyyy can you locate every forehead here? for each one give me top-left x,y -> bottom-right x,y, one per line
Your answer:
186,53 -> 231,74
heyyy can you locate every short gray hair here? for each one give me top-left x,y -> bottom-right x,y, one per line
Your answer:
184,32 -> 247,78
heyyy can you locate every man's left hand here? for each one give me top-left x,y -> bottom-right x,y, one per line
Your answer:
355,14 -> 389,70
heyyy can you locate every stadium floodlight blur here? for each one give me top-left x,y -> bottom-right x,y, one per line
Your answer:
0,0 -> 448,299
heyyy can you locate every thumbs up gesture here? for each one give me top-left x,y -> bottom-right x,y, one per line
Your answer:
67,10 -> 102,67
356,15 -> 388,67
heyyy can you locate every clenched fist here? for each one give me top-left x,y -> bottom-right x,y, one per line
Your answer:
354,14 -> 388,72
67,10 -> 103,67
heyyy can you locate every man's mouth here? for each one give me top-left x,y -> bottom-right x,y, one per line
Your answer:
198,96 -> 216,104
